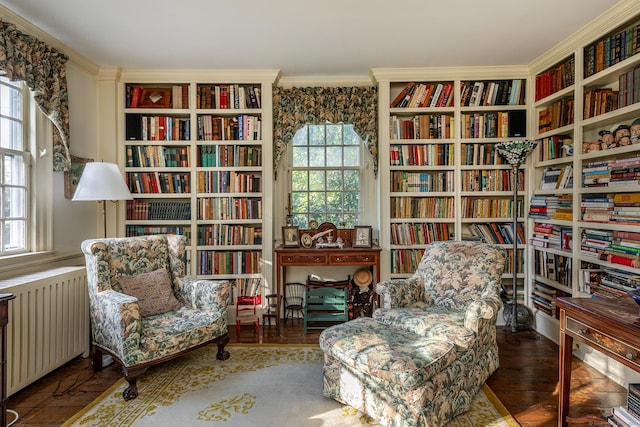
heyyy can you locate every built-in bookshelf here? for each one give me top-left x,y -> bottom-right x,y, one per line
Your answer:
529,4 -> 640,341
119,70 -> 278,310
372,70 -> 530,297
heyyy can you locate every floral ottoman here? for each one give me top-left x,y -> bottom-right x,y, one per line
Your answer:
319,317 -> 474,427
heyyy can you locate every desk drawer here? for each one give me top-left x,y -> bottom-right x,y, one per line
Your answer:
329,253 -> 377,264
566,316 -> 640,369
280,254 -> 328,265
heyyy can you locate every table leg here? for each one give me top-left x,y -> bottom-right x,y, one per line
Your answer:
558,329 -> 573,427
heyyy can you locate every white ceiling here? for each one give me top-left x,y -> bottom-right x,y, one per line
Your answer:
0,0 -> 623,78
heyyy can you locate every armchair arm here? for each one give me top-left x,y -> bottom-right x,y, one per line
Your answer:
176,278 -> 230,312
464,296 -> 503,333
91,290 -> 142,364
375,276 -> 430,308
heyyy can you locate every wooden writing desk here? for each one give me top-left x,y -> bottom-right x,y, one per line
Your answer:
274,245 -> 381,333
557,297 -> 640,427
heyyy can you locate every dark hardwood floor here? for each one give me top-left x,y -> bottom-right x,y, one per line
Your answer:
7,322 -> 626,426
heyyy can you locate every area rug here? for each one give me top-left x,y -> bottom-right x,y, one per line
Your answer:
63,344 -> 519,427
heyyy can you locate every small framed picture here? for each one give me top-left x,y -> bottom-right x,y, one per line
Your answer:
353,226 -> 372,248
282,226 -> 300,247
64,155 -> 94,199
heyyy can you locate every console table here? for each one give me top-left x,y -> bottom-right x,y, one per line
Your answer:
274,246 -> 381,333
557,297 -> 640,427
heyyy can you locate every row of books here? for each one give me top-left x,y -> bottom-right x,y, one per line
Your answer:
532,222 -> 573,249
125,226 -> 191,239
539,165 -> 573,190
538,98 -> 575,133
390,171 -> 454,193
126,200 -> 191,220
461,143 -> 506,166
197,250 -> 261,275
582,157 -> 640,188
390,82 -> 455,108
460,198 -> 522,219
467,222 -> 525,246
197,114 -> 261,141
534,56 -> 575,102
537,135 -> 573,162
198,144 -> 262,168
459,79 -> 525,107
389,222 -> 451,246
580,266 -> 640,298
583,87 -> 618,119
127,85 -> 189,109
460,111 -> 526,139
389,114 -> 453,139
197,224 -> 262,246
126,145 -> 190,168
461,169 -> 523,192
389,143 -> 454,167
390,196 -> 454,219
125,115 -> 191,141
233,278 -> 263,298
584,19 -> 640,78
580,228 -> 640,269
530,280 -> 569,319
581,193 -> 640,224
391,248 -> 426,274
534,251 -> 572,287
197,196 -> 262,220
126,172 -> 190,194
197,171 -> 262,194
618,64 -> 640,109
196,84 -> 261,109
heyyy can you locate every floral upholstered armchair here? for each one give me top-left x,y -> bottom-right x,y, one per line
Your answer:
82,234 -> 230,400
374,240 -> 506,396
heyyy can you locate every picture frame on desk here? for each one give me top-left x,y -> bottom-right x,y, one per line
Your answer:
282,226 -> 300,247
353,226 -> 372,248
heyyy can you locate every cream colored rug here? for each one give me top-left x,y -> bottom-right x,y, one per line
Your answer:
63,344 -> 519,427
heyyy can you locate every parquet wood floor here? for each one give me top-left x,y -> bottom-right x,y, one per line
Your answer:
7,323 -> 626,426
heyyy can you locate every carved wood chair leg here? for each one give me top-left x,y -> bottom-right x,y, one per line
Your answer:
122,367 -> 147,401
91,347 -> 104,372
216,334 -> 231,361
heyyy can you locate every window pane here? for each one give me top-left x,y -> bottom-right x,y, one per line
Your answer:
342,213 -> 358,228
291,191 -> 308,213
326,170 -> 343,191
344,170 -> 360,191
326,146 -> 342,167
326,191 -> 342,211
0,83 -> 21,119
4,187 -> 25,217
325,124 -> 342,145
309,191 -> 325,212
0,117 -> 23,150
344,191 -> 359,211
291,170 -> 308,191
343,146 -> 360,167
344,125 -> 360,145
292,146 -> 308,167
3,219 -> 25,252
309,125 -> 324,145
292,126 -> 307,146
309,147 -> 325,167
309,170 -> 325,191
4,153 -> 25,185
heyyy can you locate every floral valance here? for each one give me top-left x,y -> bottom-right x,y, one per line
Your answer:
0,19 -> 71,171
273,86 -> 378,178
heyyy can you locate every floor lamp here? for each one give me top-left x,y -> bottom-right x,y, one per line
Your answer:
72,162 -> 132,237
495,140 -> 538,333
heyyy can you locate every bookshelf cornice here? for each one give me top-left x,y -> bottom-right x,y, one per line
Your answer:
371,66 -> 529,83
119,69 -> 280,84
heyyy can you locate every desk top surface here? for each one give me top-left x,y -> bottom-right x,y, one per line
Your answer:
557,296 -> 640,332
275,245 -> 381,253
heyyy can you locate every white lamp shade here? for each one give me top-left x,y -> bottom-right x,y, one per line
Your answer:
72,162 -> 133,201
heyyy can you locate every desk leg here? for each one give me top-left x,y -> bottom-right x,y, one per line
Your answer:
558,329 -> 572,427
276,263 -> 281,335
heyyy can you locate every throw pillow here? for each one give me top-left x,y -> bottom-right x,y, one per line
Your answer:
119,268 -> 183,317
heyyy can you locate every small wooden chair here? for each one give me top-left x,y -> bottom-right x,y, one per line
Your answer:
262,293 -> 278,328
236,295 -> 260,335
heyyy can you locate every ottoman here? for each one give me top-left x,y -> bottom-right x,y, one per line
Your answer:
319,317 -> 471,427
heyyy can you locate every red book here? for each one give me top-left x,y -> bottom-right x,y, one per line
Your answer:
130,86 -> 142,108
614,230 -> 640,241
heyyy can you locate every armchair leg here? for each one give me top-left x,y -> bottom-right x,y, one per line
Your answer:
91,346 -> 104,372
215,333 -> 231,361
122,366 -> 147,401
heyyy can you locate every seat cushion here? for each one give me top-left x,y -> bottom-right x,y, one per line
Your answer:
373,307 -> 476,349
319,317 -> 456,390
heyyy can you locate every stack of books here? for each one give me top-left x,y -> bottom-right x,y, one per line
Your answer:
609,383 -> 640,426
611,193 -> 640,224
599,229 -> 640,268
582,160 -> 611,187
610,157 -> 640,187
529,195 -> 558,219
581,196 -> 614,222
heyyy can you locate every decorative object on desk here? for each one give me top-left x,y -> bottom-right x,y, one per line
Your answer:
64,155 -> 93,199
496,139 -> 537,333
300,232 -> 313,248
313,222 -> 344,248
72,162 -> 133,237
353,225 -> 373,248
308,219 -> 318,229
282,226 -> 299,247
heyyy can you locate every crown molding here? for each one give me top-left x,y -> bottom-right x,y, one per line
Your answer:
118,69 -> 280,84
370,66 -> 529,83
276,75 -> 375,88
